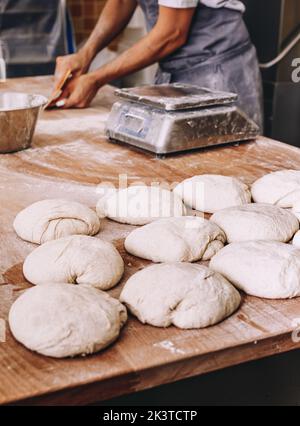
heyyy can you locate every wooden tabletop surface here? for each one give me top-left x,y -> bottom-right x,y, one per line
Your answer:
1,76 -> 300,406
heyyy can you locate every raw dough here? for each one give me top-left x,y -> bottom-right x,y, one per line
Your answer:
173,174 -> 251,213
292,230 -> 300,248
211,203 -> 299,243
14,199 -> 100,244
210,241 -> 300,299
120,263 -> 241,329
23,235 -> 124,290
125,216 -> 226,262
9,284 -> 127,358
251,170 -> 300,207
96,186 -> 186,225
292,200 -> 300,220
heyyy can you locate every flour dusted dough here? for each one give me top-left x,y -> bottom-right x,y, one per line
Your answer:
210,241 -> 300,299
23,235 -> 124,290
96,186 -> 186,225
293,230 -> 300,248
173,175 -> 251,213
9,284 -> 127,358
14,199 -> 100,244
292,201 -> 300,220
211,203 -> 299,243
252,170 -> 300,207
120,263 -> 241,329
125,217 -> 226,263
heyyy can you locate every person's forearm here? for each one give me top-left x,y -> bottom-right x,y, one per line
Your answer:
80,0 -> 138,63
58,6 -> 195,108
90,27 -> 187,86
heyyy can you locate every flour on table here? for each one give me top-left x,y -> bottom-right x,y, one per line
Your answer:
154,340 -> 186,355
23,235 -> 124,290
36,113 -> 109,136
210,241 -> 300,299
14,199 -> 100,244
211,203 -> 299,243
97,186 -> 187,226
174,174 -> 251,214
125,216 -> 226,262
9,284 -> 127,358
120,263 -> 241,329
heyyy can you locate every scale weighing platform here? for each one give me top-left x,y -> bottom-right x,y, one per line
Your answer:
106,83 -> 260,156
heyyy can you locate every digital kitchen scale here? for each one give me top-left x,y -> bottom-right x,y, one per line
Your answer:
106,83 -> 260,156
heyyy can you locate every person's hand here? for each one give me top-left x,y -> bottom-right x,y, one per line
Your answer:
47,50 -> 92,108
54,51 -> 90,88
60,73 -> 100,109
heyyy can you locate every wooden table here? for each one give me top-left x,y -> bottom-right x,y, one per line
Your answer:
1,76 -> 300,406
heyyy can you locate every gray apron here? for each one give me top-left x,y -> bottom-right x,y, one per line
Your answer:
138,1 -> 263,130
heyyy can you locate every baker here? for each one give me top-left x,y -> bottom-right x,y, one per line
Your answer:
52,0 -> 263,129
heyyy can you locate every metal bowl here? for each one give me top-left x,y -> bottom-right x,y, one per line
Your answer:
0,92 -> 47,153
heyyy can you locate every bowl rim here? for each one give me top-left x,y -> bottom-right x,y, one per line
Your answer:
0,92 -> 48,112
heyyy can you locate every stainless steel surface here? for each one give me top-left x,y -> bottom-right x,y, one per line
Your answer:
0,92 -> 47,153
115,83 -> 237,111
106,84 -> 259,155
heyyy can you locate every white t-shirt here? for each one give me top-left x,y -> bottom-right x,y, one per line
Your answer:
159,0 -> 245,12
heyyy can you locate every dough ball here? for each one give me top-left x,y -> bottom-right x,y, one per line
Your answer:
23,235 -> 124,290
125,216 -> 226,263
120,263 -> 241,329
14,199 -> 100,244
210,241 -> 300,299
96,186 -> 186,226
174,174 -> 251,213
211,203 -> 299,243
292,201 -> 300,220
251,170 -> 300,207
9,284 -> 127,358
292,230 -> 300,248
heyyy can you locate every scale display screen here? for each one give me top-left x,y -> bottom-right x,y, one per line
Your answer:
124,114 -> 144,133
118,107 -> 151,139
